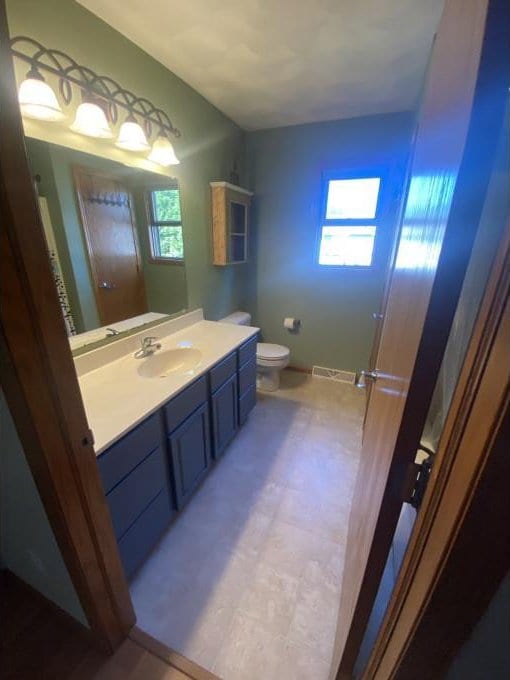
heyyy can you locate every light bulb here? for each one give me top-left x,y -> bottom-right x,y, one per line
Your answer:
148,134 -> 180,166
18,68 -> 65,122
115,116 -> 150,152
70,102 -> 113,139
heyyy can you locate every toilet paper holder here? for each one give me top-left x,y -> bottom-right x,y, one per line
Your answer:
284,317 -> 301,332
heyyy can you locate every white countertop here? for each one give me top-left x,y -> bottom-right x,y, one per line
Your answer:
78,320 -> 258,456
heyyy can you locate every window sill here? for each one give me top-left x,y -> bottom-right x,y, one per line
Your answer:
148,257 -> 185,266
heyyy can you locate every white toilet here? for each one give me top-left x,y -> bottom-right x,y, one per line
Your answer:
220,311 -> 290,392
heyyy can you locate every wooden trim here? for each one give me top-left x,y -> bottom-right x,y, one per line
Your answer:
211,185 -> 228,265
363,216 -> 510,679
129,627 -> 220,680
0,0 -> 135,651
148,256 -> 185,266
209,181 -> 253,196
335,0 -> 509,675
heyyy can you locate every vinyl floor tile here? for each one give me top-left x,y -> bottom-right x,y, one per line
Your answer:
132,371 -> 363,679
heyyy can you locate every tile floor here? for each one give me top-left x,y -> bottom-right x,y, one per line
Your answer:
131,370 -> 364,680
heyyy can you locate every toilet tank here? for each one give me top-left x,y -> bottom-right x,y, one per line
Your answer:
219,311 -> 252,326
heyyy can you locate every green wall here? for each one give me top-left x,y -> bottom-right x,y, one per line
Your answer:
4,0 -> 254,624
7,0 -> 253,324
246,113 -> 413,371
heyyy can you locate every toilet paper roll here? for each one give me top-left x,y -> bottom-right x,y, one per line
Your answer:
284,317 -> 300,331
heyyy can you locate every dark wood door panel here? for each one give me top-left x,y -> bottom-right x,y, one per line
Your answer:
73,166 -> 147,325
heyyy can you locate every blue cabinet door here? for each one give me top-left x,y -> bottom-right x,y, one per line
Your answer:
168,402 -> 211,509
211,373 -> 238,458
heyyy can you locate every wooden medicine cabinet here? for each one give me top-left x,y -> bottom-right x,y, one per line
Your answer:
210,181 -> 253,265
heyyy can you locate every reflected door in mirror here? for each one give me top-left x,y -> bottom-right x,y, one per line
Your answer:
74,167 -> 147,325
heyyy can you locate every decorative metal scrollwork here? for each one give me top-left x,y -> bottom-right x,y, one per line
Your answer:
10,36 -> 181,138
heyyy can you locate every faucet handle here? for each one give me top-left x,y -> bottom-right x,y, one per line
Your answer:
141,336 -> 158,348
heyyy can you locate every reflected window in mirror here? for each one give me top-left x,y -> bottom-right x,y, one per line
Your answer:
147,185 -> 184,262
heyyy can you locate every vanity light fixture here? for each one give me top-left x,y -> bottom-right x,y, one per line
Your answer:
11,36 -> 182,162
115,114 -> 150,152
148,132 -> 180,166
18,66 -> 65,122
70,101 -> 113,139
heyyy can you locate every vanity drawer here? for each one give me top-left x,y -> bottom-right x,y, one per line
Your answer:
239,356 -> 257,395
210,351 -> 237,392
106,446 -> 167,540
117,489 -> 171,579
98,412 -> 163,494
163,375 -> 207,433
238,336 -> 257,367
239,384 -> 257,425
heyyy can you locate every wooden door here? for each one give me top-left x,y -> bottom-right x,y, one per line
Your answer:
0,0 -> 135,649
333,0 -> 509,676
74,167 -> 147,325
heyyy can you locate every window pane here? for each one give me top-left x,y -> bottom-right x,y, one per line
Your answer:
326,177 -> 380,219
319,226 -> 375,266
156,225 -> 184,259
152,188 -> 181,222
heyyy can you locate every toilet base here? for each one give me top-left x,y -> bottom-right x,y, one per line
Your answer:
257,367 -> 281,392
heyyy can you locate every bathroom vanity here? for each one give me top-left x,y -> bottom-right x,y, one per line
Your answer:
76,311 -> 258,578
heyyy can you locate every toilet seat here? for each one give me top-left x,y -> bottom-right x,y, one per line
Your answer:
256,343 -> 290,367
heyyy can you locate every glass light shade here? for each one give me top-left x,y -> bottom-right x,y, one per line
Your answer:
115,119 -> 150,152
70,102 -> 113,139
18,77 -> 65,122
148,135 -> 180,166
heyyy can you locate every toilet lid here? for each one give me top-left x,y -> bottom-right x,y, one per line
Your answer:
257,343 -> 290,361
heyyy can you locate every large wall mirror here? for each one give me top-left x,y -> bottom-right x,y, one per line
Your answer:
25,139 -> 188,353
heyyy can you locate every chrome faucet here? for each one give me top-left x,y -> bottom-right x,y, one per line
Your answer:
105,327 -> 120,337
134,336 -> 161,359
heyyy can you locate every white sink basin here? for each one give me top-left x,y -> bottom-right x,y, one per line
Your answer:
137,348 -> 202,378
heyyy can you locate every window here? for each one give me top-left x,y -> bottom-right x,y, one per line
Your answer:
147,186 -> 184,261
318,175 -> 382,267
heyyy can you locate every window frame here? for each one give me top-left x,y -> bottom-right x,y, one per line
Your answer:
146,183 -> 185,265
317,170 -> 385,269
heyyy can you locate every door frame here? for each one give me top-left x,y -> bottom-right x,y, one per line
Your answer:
0,0 -> 135,652
335,0 -> 509,675
1,0 -> 508,672
363,216 -> 510,678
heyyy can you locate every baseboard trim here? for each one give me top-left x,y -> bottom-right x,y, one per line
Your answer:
286,364 -> 313,374
129,626 -> 220,680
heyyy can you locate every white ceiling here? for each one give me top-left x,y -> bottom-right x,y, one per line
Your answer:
77,0 -> 444,131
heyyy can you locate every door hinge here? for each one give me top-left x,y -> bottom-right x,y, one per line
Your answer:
403,448 -> 434,510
